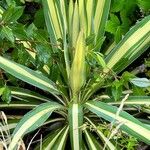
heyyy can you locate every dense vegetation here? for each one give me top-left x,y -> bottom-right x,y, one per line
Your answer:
0,0 -> 150,149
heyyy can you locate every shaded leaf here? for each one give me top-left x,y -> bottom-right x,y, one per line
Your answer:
130,78 -> 150,88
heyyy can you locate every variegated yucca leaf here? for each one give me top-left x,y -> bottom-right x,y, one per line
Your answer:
42,0 -> 58,52
84,129 -> 103,150
43,0 -> 70,78
94,0 -> 111,42
45,0 -> 62,40
10,87 -> 51,102
71,1 -> 80,47
35,126 -> 69,150
85,117 -> 115,150
68,0 -> 74,38
0,56 -> 59,95
52,126 -> 69,150
78,0 -> 87,35
86,0 -> 94,36
105,16 -> 150,73
68,104 -> 83,150
8,102 -> 64,150
108,96 -> 150,105
0,101 -> 38,109
69,31 -> 86,99
85,101 -> 150,144
43,0 -> 110,50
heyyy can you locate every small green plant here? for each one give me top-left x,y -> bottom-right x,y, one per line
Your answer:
0,0 -> 150,149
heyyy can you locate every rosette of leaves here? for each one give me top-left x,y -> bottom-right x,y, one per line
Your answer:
0,0 -> 150,149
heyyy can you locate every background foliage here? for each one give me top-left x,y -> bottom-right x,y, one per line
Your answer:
0,0 -> 150,149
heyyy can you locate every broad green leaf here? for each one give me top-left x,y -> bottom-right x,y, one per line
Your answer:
111,80 -> 123,101
0,56 -> 59,94
69,31 -> 86,99
2,6 -> 24,23
6,0 -> 15,6
0,6 -> 4,20
35,44 -> 52,68
85,101 -> 150,144
84,129 -> 103,150
1,26 -> 14,42
105,14 -> 120,35
137,0 -> 150,11
1,86 -> 11,103
105,16 -> 150,73
130,78 -> 150,88
34,9 -> 45,28
0,87 -> 5,96
8,102 -> 64,150
68,104 -> 83,150
132,86 -> 146,96
19,39 -> 50,74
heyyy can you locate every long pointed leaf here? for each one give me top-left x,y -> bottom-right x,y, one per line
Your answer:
8,102 -> 64,150
72,1 -> 80,47
108,96 -> 150,105
84,129 -> 103,150
45,0 -> 62,39
68,104 -> 83,150
86,0 -> 94,36
0,101 -> 38,109
85,117 -> 115,150
105,16 -> 150,73
42,0 -> 58,52
10,87 -> 50,102
53,126 -> 69,150
55,0 -> 70,77
94,0 -> 111,42
69,31 -> 86,98
0,56 -> 59,94
85,101 -> 150,144
35,126 -> 68,150
78,0 -> 87,35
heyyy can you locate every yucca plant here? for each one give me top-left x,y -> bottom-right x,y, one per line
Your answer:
0,0 -> 150,149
